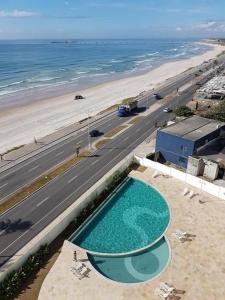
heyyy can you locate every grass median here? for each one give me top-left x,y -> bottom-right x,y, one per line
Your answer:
104,125 -> 127,138
0,150 -> 90,215
95,138 -> 111,149
128,116 -> 145,125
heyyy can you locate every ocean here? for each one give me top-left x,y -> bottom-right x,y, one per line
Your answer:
0,39 -> 211,109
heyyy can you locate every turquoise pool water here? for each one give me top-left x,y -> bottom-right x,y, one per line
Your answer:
88,238 -> 170,284
72,178 -> 170,254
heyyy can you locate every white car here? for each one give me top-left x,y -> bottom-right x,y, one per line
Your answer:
163,107 -> 172,113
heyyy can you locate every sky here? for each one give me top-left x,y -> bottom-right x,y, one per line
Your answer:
0,0 -> 225,39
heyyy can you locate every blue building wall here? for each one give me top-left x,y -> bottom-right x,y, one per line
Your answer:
193,128 -> 223,151
155,131 -> 195,168
155,126 -> 225,168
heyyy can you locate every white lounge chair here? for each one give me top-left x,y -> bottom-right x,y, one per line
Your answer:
182,187 -> 189,196
71,262 -> 89,279
172,230 -> 187,241
154,287 -> 171,298
153,171 -> 159,178
188,190 -> 195,199
159,282 -> 175,293
175,229 -> 187,238
75,262 -> 83,271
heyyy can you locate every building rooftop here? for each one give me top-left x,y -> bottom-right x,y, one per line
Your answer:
197,76 -> 225,95
161,116 -> 225,142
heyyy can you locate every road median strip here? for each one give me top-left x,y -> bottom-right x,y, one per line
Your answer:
104,125 -> 127,138
128,116 -> 145,124
95,139 -> 111,149
0,150 -> 90,215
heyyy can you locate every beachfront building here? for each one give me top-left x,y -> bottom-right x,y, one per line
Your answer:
195,76 -> 225,100
155,116 -> 225,168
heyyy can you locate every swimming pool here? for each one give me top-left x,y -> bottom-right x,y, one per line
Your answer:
88,238 -> 170,284
71,177 -> 170,255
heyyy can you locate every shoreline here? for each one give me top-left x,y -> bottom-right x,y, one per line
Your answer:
1,42 -> 225,153
0,41 -> 212,112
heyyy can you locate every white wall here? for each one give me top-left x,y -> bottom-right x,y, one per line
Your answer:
135,155 -> 225,201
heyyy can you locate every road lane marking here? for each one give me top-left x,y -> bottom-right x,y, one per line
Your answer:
90,160 -> 98,166
68,175 -> 78,184
108,148 -> 114,152
0,183 -> 8,189
0,229 -> 6,236
36,197 -> 49,207
28,165 -> 39,173
0,125 -> 157,257
55,151 -> 64,157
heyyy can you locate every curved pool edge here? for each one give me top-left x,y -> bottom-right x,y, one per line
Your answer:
70,177 -> 171,257
87,236 -> 172,285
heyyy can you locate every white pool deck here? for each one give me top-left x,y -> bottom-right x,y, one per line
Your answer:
38,167 -> 225,300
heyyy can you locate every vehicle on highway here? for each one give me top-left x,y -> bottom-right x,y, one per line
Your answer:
163,107 -> 172,113
117,98 -> 138,117
89,129 -> 101,137
153,93 -> 163,100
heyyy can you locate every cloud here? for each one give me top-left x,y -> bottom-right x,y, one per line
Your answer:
90,1 -> 126,8
0,10 -> 37,18
194,21 -> 225,32
176,27 -> 182,32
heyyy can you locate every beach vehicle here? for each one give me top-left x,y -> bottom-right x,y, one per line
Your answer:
117,98 -> 138,117
89,129 -> 100,137
74,95 -> 85,100
163,107 -> 172,113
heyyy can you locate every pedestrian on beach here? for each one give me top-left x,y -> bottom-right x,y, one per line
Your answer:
34,137 -> 37,145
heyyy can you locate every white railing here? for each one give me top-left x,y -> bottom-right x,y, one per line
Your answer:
135,155 -> 225,201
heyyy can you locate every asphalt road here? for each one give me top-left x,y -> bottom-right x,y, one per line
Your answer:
0,59 -> 219,202
0,65 -> 219,267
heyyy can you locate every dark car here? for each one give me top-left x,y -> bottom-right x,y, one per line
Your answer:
89,129 -> 100,137
74,95 -> 85,100
153,93 -> 163,100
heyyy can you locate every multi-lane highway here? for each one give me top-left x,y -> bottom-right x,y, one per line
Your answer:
0,57 -> 224,267
0,59 -> 217,202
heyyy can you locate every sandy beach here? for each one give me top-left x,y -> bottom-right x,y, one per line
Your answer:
0,42 -> 225,153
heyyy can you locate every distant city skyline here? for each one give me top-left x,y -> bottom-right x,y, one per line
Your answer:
0,0 -> 225,39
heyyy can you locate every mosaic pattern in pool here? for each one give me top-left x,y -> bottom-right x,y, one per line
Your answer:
88,238 -> 170,283
72,178 -> 170,254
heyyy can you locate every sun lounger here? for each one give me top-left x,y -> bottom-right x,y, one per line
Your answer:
71,262 -> 89,279
153,171 -> 159,178
182,187 -> 189,196
75,262 -> 83,271
71,263 -> 89,279
175,229 -> 187,237
160,282 -> 175,293
154,287 -> 171,298
172,230 -> 187,241
188,190 -> 195,199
